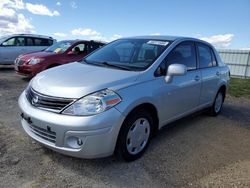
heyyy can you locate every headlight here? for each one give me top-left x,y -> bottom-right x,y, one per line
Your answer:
29,58 -> 44,65
62,89 -> 122,116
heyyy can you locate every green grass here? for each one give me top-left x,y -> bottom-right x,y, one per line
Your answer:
228,77 -> 250,99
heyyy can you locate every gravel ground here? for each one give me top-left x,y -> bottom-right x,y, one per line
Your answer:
0,66 -> 250,188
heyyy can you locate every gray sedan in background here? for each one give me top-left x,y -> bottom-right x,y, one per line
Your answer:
18,36 -> 230,161
0,34 -> 55,65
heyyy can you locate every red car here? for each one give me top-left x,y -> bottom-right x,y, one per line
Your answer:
14,40 -> 105,77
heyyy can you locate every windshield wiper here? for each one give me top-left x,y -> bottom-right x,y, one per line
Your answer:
100,61 -> 131,71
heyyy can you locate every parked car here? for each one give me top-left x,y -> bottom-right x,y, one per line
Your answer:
18,36 -> 230,161
14,40 -> 105,77
0,34 -> 55,65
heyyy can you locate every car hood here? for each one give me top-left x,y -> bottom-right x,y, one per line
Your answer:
19,51 -> 56,60
31,62 -> 140,98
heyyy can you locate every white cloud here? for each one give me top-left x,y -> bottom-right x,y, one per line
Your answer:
70,1 -> 77,9
0,14 -> 35,35
200,34 -> 234,48
0,0 -> 25,10
54,32 -> 67,37
0,7 -> 16,18
71,28 -> 101,36
0,1 -> 35,35
109,34 -> 122,41
26,3 -> 60,16
56,2 -> 61,6
150,33 -> 161,36
71,28 -> 122,42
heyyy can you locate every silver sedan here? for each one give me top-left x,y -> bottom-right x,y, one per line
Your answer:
19,36 -> 230,161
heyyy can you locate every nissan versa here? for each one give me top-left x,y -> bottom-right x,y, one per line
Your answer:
18,36 -> 230,161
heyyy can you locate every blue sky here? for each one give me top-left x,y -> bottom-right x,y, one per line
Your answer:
1,0 -> 250,49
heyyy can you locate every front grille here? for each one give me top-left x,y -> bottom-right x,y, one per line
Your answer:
26,87 -> 75,112
15,58 -> 26,65
28,123 -> 56,143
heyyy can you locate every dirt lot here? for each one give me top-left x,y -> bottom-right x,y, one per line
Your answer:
0,66 -> 250,188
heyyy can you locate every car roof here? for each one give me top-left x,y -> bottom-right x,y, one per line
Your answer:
122,35 -> 212,47
5,34 -> 54,40
58,39 -> 106,44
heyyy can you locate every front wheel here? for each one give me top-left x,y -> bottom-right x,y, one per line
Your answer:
209,90 -> 225,116
116,110 -> 153,161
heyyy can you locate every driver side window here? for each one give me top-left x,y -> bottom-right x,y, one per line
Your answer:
2,38 -> 15,46
165,42 -> 197,71
72,44 -> 85,54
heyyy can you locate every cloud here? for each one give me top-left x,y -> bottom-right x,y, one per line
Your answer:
70,1 -> 77,9
109,34 -> 122,41
0,0 -> 25,10
56,2 -> 61,6
0,14 -> 35,35
200,34 -> 234,48
26,3 -> 60,16
71,28 -> 122,42
54,32 -> 67,37
150,33 -> 161,36
0,1 -> 35,35
71,28 -> 101,36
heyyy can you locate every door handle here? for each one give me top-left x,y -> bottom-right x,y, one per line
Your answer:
194,75 -> 200,81
216,71 -> 220,76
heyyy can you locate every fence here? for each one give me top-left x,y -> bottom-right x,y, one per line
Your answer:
217,49 -> 250,78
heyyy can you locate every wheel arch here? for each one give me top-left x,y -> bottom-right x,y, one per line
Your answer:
119,102 -> 159,135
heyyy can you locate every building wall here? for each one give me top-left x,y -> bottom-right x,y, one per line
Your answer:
218,49 -> 250,78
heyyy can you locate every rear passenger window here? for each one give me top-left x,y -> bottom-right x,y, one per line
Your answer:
34,38 -> 43,46
165,42 -> 197,70
197,44 -> 213,68
26,38 -> 34,46
44,39 -> 53,46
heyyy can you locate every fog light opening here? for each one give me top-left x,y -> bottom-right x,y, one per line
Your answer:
66,136 -> 84,149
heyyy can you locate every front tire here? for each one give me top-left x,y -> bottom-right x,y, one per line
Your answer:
116,109 -> 153,161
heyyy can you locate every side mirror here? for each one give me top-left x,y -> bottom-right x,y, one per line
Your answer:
165,64 -> 187,83
67,51 -> 75,55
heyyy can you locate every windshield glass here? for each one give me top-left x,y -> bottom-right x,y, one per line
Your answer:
84,39 -> 171,71
45,41 -> 73,53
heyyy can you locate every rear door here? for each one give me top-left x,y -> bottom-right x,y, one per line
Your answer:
196,42 -> 221,106
25,37 -> 48,53
158,41 -> 202,122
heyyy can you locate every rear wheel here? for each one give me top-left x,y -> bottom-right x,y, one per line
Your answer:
209,90 -> 225,116
116,109 -> 153,161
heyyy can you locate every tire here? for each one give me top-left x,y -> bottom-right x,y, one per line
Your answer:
116,109 -> 153,161
209,90 -> 225,116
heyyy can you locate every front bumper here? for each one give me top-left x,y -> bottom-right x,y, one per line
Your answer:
18,91 -> 125,158
15,64 -> 35,77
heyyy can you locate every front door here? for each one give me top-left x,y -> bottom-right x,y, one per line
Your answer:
157,41 -> 201,123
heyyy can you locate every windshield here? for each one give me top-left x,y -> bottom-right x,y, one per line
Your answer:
45,41 -> 73,53
84,39 -> 171,71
